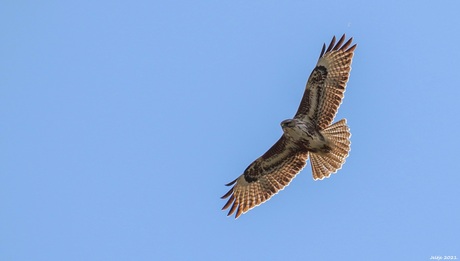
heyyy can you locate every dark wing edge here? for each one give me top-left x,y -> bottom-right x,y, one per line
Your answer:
295,34 -> 357,129
221,136 -> 308,219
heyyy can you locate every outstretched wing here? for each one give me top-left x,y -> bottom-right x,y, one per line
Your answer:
294,34 -> 356,130
221,136 -> 309,218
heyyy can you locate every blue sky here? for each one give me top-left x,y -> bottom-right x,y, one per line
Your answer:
2,1 -> 460,260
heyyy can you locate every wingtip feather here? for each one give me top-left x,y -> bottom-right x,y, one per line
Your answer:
222,194 -> 235,210
224,178 -> 237,186
227,201 -> 238,216
235,206 -> 243,219
347,44 -> 357,53
319,43 -> 326,59
221,187 -> 234,199
339,37 -> 353,51
333,34 -> 346,51
321,34 -> 356,57
325,36 -> 336,53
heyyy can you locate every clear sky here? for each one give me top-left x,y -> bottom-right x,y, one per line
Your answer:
2,1 -> 460,260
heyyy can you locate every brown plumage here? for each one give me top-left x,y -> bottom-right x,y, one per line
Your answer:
222,34 -> 356,218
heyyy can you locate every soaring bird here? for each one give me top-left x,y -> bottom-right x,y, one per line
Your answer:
221,34 -> 356,218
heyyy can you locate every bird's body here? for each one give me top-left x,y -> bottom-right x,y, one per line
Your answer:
222,35 -> 357,218
281,119 -> 331,154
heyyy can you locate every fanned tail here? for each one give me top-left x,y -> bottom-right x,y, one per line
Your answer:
310,119 -> 351,180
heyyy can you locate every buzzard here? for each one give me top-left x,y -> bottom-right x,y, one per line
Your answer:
221,34 -> 356,218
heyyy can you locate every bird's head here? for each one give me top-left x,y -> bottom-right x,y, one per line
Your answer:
281,119 -> 296,129
281,119 -> 309,139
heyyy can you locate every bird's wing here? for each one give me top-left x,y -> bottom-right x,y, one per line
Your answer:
221,136 -> 309,218
294,34 -> 356,130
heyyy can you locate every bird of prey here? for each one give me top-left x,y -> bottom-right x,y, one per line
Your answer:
221,34 -> 356,219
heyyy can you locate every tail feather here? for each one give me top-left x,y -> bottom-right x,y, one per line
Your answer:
310,119 -> 351,180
